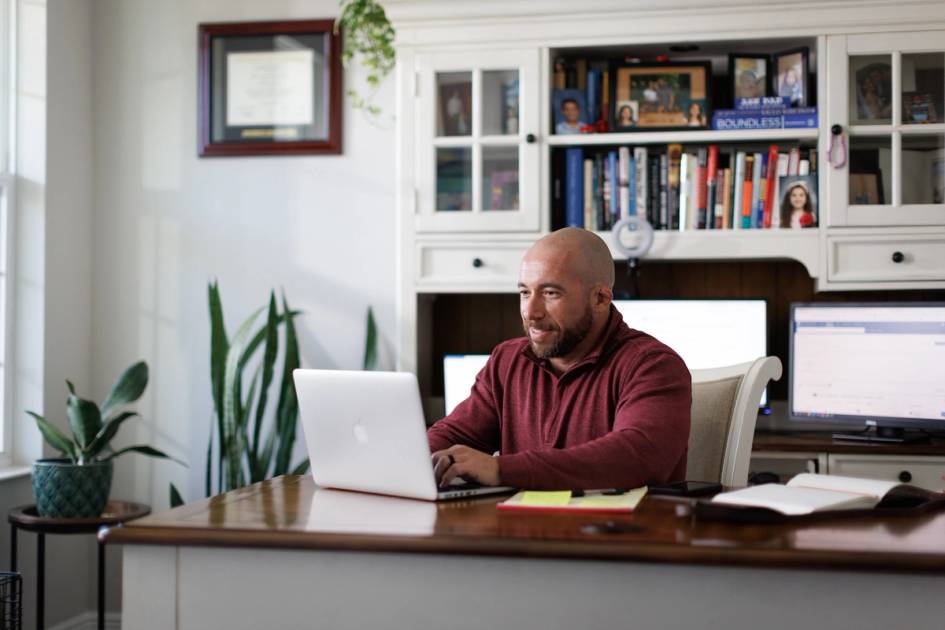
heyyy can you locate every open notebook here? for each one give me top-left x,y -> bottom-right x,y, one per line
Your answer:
711,473 -> 905,516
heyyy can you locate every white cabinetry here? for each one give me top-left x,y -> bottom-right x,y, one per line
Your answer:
821,30 -> 945,289
389,1 -> 945,371
750,450 -> 945,492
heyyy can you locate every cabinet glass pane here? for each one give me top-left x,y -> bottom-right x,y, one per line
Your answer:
437,72 -> 472,137
482,146 -> 519,211
901,135 -> 945,205
849,136 -> 891,205
436,148 -> 472,211
901,53 -> 944,125
849,56 -> 892,125
482,70 -> 519,136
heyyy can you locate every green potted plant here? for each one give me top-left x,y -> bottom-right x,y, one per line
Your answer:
28,361 -> 181,518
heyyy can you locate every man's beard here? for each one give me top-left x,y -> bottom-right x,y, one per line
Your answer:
524,307 -> 594,360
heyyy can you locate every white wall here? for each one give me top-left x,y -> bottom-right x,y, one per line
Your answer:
90,0 -> 396,510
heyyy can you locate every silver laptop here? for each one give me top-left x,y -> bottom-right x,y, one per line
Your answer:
294,369 -> 515,501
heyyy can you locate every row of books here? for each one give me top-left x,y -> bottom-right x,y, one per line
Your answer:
557,144 -> 817,231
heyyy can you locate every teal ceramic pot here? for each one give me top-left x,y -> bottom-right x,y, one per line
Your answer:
31,458 -> 114,518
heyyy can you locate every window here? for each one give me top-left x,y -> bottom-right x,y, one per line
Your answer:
0,0 -> 14,464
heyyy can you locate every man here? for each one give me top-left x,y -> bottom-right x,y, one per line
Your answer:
429,228 -> 691,490
555,98 -> 585,134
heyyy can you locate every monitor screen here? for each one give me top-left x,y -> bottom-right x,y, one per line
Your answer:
789,303 -> 945,429
614,299 -> 768,404
443,354 -> 490,415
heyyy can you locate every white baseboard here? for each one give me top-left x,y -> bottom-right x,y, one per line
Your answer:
48,610 -> 121,630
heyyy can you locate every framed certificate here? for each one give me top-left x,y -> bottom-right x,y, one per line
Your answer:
198,20 -> 342,156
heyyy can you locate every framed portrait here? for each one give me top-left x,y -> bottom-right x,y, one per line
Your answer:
729,54 -> 769,102
438,76 -> 472,136
198,20 -> 342,157
850,59 -> 891,123
772,47 -> 808,108
778,174 -> 818,228
552,88 -> 588,135
611,62 -> 711,130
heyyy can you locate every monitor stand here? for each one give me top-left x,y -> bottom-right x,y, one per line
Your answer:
833,425 -> 930,444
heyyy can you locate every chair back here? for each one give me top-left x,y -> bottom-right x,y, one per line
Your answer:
687,356 -> 782,487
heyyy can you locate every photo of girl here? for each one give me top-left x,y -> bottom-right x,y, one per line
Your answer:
778,176 -> 818,228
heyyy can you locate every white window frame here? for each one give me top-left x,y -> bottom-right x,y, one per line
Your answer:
0,0 -> 16,466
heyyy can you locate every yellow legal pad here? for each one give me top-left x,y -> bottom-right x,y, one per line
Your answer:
497,487 -> 648,513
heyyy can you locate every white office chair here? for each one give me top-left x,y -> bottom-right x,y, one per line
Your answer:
687,356 -> 782,487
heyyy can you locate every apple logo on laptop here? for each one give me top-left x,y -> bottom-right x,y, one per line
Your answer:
352,418 -> 369,444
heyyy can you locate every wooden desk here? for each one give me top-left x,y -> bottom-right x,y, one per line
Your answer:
102,476 -> 945,630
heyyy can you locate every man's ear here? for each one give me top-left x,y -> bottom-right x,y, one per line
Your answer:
594,285 -> 613,308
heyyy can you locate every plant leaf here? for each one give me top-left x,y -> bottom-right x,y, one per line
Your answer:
273,292 -> 301,476
84,411 -> 138,460
101,361 -> 149,418
105,444 -> 186,465
208,281 -> 229,425
170,483 -> 184,508
205,416 -> 214,497
222,304 -> 265,490
251,293 -> 280,477
67,393 -> 103,451
289,458 -> 310,476
28,411 -> 78,462
363,306 -> 378,371
66,380 -> 76,396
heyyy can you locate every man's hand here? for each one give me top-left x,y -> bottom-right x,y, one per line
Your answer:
431,445 -> 501,488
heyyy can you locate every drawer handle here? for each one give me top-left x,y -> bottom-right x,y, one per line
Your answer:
898,470 -> 912,483
891,251 -> 905,263
526,133 -> 537,144
472,257 -> 484,268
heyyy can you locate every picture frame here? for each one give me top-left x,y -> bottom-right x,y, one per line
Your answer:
552,88 -> 588,135
198,20 -> 342,157
778,175 -> 818,228
850,58 -> 892,123
728,54 -> 770,102
772,47 -> 809,108
610,62 -> 711,131
438,78 -> 473,136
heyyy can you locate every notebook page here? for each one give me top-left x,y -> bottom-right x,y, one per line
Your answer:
711,484 -> 879,515
786,473 -> 900,499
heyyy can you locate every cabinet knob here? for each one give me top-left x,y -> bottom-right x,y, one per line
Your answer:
525,133 -> 537,144
472,257 -> 484,268
891,251 -> 905,263
898,470 -> 912,483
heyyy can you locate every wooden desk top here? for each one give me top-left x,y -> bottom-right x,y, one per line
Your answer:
101,476 -> 945,573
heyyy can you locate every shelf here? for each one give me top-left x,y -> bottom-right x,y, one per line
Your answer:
602,228 -> 820,277
546,128 -> 819,147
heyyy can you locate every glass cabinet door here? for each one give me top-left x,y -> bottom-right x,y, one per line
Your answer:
416,49 -> 540,232
827,32 -> 945,227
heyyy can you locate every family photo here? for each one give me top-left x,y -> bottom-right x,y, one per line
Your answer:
613,63 -> 710,129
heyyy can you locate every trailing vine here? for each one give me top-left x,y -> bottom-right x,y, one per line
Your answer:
336,0 -> 396,116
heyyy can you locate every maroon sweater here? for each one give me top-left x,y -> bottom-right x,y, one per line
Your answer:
428,306 -> 691,490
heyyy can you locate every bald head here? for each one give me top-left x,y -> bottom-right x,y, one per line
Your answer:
524,228 -> 615,291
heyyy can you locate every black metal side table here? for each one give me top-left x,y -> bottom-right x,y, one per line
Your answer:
8,501 -> 149,630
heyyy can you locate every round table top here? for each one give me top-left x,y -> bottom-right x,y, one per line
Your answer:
8,501 -> 150,534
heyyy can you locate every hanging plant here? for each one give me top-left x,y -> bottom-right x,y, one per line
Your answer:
336,0 -> 396,116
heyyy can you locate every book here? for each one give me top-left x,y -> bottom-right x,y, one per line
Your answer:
741,154 -> 754,228
711,473 -> 905,516
667,144 -> 682,229
705,145 -> 718,229
732,152 -> 745,231
633,147 -> 648,219
734,96 -> 791,110
582,157 -> 593,229
763,145 -> 779,228
498,487 -> 648,514
694,148 -> 708,229
565,148 -> 584,227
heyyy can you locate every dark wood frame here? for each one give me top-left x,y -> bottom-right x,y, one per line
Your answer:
728,53 -> 770,102
772,46 -> 809,108
609,61 -> 712,131
198,20 -> 342,156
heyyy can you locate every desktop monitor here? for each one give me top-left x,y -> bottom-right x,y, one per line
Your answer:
443,354 -> 490,415
789,302 -> 945,442
443,299 -> 768,415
